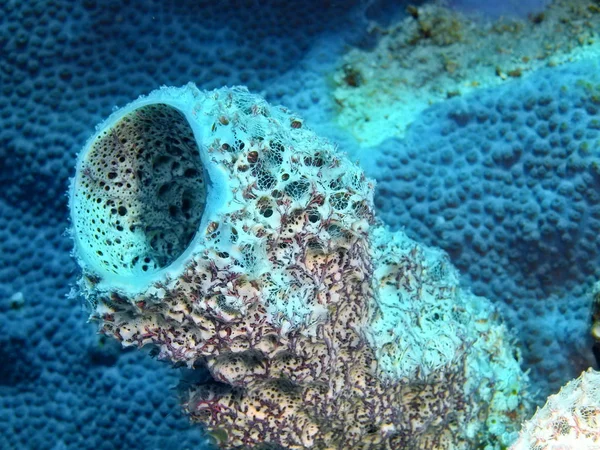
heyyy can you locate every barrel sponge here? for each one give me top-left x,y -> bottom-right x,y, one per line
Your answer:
70,82 -> 376,361
70,84 -> 530,449
510,368 -> 600,450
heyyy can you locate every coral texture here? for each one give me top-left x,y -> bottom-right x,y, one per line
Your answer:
0,1 -> 362,446
510,368 -> 600,450
375,60 -> 600,397
70,84 -> 530,449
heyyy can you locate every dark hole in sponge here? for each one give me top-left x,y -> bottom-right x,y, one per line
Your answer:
181,196 -> 192,214
157,183 -> 170,198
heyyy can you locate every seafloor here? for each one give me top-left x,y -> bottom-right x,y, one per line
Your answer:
2,0 -> 600,449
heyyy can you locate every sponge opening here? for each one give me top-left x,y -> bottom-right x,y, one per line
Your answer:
71,103 -> 206,280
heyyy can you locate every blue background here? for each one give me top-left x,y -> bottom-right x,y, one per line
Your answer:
0,0 -> 592,448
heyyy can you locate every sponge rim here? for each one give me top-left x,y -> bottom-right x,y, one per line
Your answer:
68,83 -> 231,295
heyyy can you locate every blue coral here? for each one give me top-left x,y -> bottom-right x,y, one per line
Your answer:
375,59 -> 600,397
1,0 -> 594,445
0,0 -> 362,448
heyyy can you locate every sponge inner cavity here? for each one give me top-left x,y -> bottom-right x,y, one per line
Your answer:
72,103 -> 206,276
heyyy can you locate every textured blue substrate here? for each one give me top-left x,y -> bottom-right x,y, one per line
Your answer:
375,60 -> 600,397
0,1 -> 362,448
2,0 -> 596,447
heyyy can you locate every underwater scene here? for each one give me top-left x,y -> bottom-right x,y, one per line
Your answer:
3,0 -> 600,448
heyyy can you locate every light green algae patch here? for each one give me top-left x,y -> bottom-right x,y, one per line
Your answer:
333,0 -> 600,147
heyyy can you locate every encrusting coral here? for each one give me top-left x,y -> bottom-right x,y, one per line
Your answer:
69,84 -> 530,449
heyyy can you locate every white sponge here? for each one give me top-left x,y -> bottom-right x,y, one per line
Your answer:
511,368 -> 600,450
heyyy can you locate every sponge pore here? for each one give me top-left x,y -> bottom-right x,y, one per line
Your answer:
71,103 -> 206,277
